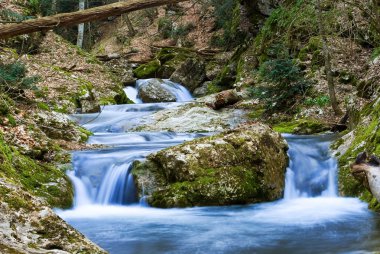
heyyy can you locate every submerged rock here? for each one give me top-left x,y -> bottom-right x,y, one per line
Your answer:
132,123 -> 288,208
138,79 -> 176,103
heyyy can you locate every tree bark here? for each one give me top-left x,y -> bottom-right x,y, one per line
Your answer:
0,0 -> 188,39
77,0 -> 86,48
124,14 -> 136,36
316,0 -> 343,116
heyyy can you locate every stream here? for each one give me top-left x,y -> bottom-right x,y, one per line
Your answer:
59,79 -> 380,254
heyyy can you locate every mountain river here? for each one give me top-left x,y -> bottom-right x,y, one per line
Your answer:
58,79 -> 380,254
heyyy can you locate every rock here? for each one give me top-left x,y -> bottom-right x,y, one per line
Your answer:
170,58 -> 206,92
138,79 -> 176,103
157,48 -> 194,78
193,82 -> 210,97
133,60 -> 160,79
132,123 -> 288,208
35,111 -> 90,142
121,69 -> 137,86
252,0 -> 281,16
206,89 -> 241,110
131,99 -> 247,133
351,152 -> 380,203
206,61 -> 223,80
0,180 -> 106,254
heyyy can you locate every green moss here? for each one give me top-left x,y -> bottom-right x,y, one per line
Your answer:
7,114 -> 17,127
136,127 -> 288,208
335,99 -> 380,209
113,90 -> 134,105
79,127 -> 92,143
37,102 -> 50,111
371,47 -> 380,61
150,165 -> 260,208
361,190 -> 380,212
0,132 -> 73,208
273,119 -> 330,134
0,94 -> 14,115
247,108 -> 266,120
133,60 -> 160,79
206,81 -> 224,94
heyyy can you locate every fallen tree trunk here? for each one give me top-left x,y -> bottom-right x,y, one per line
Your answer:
0,0 -> 188,39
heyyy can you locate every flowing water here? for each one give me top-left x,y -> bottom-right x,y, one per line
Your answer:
60,81 -> 380,254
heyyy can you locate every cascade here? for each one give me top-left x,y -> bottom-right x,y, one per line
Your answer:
60,80 -> 380,254
69,80 -> 200,206
124,79 -> 193,103
284,134 -> 338,199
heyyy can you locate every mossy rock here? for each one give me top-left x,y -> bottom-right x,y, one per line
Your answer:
132,123 -> 288,208
0,132 -> 73,208
133,60 -> 161,79
334,98 -> 380,210
273,119 -> 330,134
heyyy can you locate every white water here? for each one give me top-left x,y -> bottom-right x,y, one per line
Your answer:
59,81 -> 380,254
124,79 -> 193,103
283,134 -> 338,199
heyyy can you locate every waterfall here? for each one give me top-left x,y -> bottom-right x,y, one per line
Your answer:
96,163 -> 136,204
283,134 -> 338,199
67,170 -> 92,207
126,79 -> 193,103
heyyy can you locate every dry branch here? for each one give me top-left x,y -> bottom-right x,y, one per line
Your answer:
0,0 -> 188,39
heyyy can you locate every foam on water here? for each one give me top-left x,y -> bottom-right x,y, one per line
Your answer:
61,81 -> 380,254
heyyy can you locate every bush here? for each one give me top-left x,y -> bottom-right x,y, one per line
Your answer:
250,58 -> 312,113
304,95 -> 330,107
158,18 -> 195,41
210,0 -> 247,49
158,18 -> 173,39
0,62 -> 40,99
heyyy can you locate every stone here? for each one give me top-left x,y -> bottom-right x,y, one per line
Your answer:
193,82 -> 210,97
137,79 -> 176,103
0,180 -> 106,254
132,123 -> 288,208
170,58 -> 206,92
351,152 -> 380,203
256,0 -> 281,16
133,60 -> 160,79
131,99 -> 246,133
206,89 -> 241,110
35,111 -> 88,142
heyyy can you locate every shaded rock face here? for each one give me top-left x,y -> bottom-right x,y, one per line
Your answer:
350,152 -> 380,203
193,82 -> 210,97
132,123 -> 288,208
256,0 -> 281,16
0,180 -> 106,254
170,58 -> 206,92
138,79 -> 176,103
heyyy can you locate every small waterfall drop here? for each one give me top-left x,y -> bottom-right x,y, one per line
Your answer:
283,134 -> 338,199
134,79 -> 193,102
67,170 -> 92,207
60,78 -> 380,254
96,163 -> 135,204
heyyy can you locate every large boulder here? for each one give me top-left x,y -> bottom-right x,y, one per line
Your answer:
132,123 -> 288,208
0,180 -> 106,254
170,58 -> 206,92
137,79 -> 176,103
